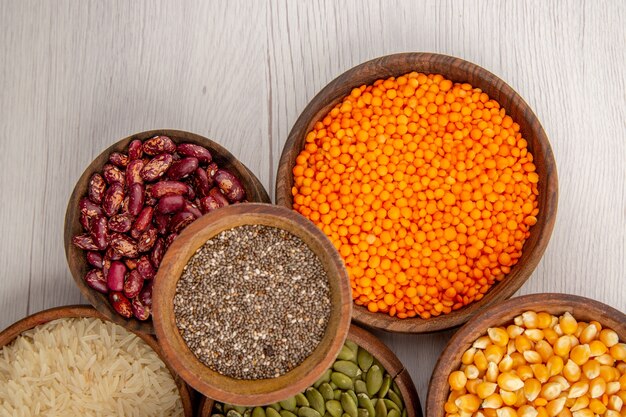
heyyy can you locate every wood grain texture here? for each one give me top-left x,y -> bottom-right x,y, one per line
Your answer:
0,1 -> 625,415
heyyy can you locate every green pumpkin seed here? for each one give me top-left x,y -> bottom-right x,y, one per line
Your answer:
340,393 -> 358,417
374,398 -> 387,417
298,407 -> 321,417
342,414 -> 351,417
357,393 -> 375,417
244,410 -> 252,417
378,375 -> 391,398
314,369 -> 332,388
347,390 -> 358,409
330,381 -> 338,389
252,407 -> 266,417
357,409 -> 369,417
386,390 -> 403,409
334,390 -> 342,401
355,380 -> 368,395
227,410 -> 243,417
296,394 -> 310,407
333,361 -> 362,379
267,408 -> 281,417
280,411 -> 297,417
382,400 -> 399,413
331,372 -> 354,390
401,409 -> 407,417
214,403 -> 224,412
391,382 -> 401,397
387,410 -> 400,417
234,406 -> 248,414
279,397 -> 297,412
357,348 -> 374,372
320,383 -> 334,400
326,400 -> 343,417
345,341 -> 359,353
337,345 -> 357,362
306,388 -> 326,415
268,404 -> 282,412
211,414 -> 225,417
323,413 -> 333,417
224,404 -> 235,413
366,366 -> 383,397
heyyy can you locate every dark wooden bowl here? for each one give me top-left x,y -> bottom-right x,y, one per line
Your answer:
275,53 -> 558,334
426,293 -> 626,417
0,305 -> 194,416
64,129 -> 271,334
152,203 -> 353,406
196,324 -> 422,417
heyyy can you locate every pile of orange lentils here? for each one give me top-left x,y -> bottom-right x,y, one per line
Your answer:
291,72 -> 540,319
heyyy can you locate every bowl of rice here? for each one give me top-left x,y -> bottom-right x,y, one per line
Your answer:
0,305 -> 193,416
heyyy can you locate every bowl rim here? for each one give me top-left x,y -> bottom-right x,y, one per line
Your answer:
275,52 -> 559,334
0,304 -> 194,417
64,129 -> 271,334
152,202 -> 353,406
425,292 -> 626,417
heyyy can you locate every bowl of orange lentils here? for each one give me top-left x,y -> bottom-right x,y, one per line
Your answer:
276,53 -> 558,333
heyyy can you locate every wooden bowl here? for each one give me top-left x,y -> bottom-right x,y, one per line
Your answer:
275,53 -> 558,334
426,293 -> 626,417
0,305 -> 194,416
196,324 -> 423,417
152,203 -> 353,406
64,129 -> 271,334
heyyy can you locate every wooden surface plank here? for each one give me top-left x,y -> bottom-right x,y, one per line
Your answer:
0,1 -> 625,415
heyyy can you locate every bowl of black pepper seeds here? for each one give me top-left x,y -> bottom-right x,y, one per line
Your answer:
152,203 -> 353,406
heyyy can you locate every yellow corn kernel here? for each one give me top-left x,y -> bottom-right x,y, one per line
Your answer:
508,325 -> 525,338
501,389 -> 517,406
595,353 -> 615,366
570,344 -> 591,366
617,390 -> 626,404
533,397 -> 548,407
462,347 -> 477,365
581,359 -> 600,379
559,312 -> 578,335
618,362 -> 626,373
606,381 -> 621,394
543,328 -> 558,345
475,350 -> 488,371
449,389 -> 465,402
600,365 -> 620,382
588,398 -> 607,414
547,356 -> 564,377
511,352 -> 528,369
466,378 -> 481,394
486,362 -> 499,383
449,370 -> 468,391
619,373 -> 626,390
553,324 -> 563,337
476,412 -> 486,417
499,355 -> 514,373
524,378 -> 542,401
444,400 -> 458,413
554,336 -> 572,358
535,340 -> 554,362
570,395 -> 589,412
483,409 -> 498,417
608,394 -> 623,411
536,312 -> 553,330
485,345 -> 505,364
579,324 -> 598,344
548,375 -> 570,391
525,329 -> 545,342
571,409 -> 593,417
507,340 -> 517,355
465,364 -> 480,380
488,327 -> 510,347
524,350 -> 543,364
535,406 -> 548,417
555,408 -> 571,417
610,343 -> 626,361
545,397 -> 566,417
523,311 -> 539,329
531,364 -> 550,383
498,372 -> 525,391
473,336 -> 492,349
589,340 -> 608,357
604,410 -> 621,417
599,329 -> 619,348
516,335 -> 533,353
568,381 -> 589,398
514,315 -> 524,326
588,320 -> 602,332
563,359 -> 581,382
568,335 -> 580,349
454,394 -> 481,413
589,376 -> 607,398
540,382 -> 563,401
496,407 -> 518,417
574,322 -> 586,338
518,405 -> 539,417
476,381 -> 498,399
518,365 -> 534,381
482,393 -> 503,409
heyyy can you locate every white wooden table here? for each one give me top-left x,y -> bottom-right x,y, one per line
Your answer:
1,1 -> 624,413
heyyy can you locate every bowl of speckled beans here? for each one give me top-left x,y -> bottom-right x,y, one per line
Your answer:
152,203 -> 353,406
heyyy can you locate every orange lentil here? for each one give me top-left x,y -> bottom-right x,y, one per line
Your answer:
291,72 -> 539,319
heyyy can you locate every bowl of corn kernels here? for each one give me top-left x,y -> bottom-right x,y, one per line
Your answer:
275,53 -> 559,333
426,293 -> 626,417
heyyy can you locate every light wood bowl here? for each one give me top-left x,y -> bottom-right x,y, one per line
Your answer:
64,129 -> 271,334
0,305 -> 194,416
275,53 -> 558,334
152,203 -> 353,406
196,324 -> 423,417
426,293 -> 626,417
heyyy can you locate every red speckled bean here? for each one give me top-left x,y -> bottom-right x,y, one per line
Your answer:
138,281 -> 153,307
123,269 -> 144,299
91,216 -> 109,250
137,227 -> 158,252
150,181 -> 188,198
141,154 -> 173,182
184,200 -> 203,219
109,233 -> 139,258
133,206 -> 153,233
154,212 -> 170,235
109,152 -> 129,168
156,195 -> 185,214
72,234 -> 99,251
108,213 -> 133,233
107,261 -> 126,291
106,246 -> 123,261
102,164 -> 125,186
131,297 -> 151,320
136,256 -> 155,280
109,292 -> 132,318
185,183 -> 196,201
165,232 -> 178,248
142,136 -> 176,155
167,157 -> 198,180
88,173 -> 107,204
192,167 -> 211,197
126,159 -> 144,185
102,183 -> 125,217
150,238 -> 166,268
80,197 -> 103,219
176,143 -> 212,163
128,139 -> 143,160
214,169 -> 246,202
206,162 -> 219,180
169,211 -> 196,234
85,270 -> 108,294
124,258 -> 138,270
128,183 -> 145,216
200,187 -> 229,213
86,251 -> 104,269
